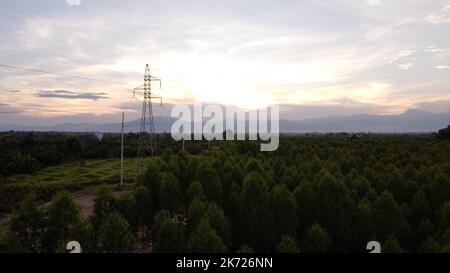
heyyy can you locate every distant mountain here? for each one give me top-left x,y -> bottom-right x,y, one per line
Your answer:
280,109 -> 450,133
1,110 -> 450,133
0,116 -> 177,133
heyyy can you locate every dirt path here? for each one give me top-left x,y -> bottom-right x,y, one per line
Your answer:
68,186 -> 132,220
0,185 -> 132,228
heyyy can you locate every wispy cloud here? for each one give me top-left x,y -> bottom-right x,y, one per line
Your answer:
36,90 -> 109,100
436,65 -> 450,69
425,2 -> 450,24
424,46 -> 449,53
398,63 -> 414,70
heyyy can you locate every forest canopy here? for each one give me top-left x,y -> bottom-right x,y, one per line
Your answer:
1,132 -> 450,253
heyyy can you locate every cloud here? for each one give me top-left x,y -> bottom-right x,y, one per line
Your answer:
366,0 -> 381,6
398,50 -> 414,57
424,46 -> 449,53
425,2 -> 450,24
384,50 -> 415,63
36,90 -> 109,100
436,65 -> 450,69
0,103 -> 23,114
398,63 -> 414,70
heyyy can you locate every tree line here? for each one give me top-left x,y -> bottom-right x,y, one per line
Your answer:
0,131 -> 211,177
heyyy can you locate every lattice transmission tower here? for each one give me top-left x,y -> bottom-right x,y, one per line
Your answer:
134,64 -> 162,175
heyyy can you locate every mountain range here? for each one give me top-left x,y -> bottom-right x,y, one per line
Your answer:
1,109 -> 450,133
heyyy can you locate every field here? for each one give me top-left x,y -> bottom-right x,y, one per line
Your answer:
3,158 -> 141,187
0,157 -> 148,213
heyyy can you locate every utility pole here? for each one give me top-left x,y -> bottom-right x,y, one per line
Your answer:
120,112 -> 124,187
134,64 -> 162,176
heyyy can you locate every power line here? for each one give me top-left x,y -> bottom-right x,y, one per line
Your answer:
0,64 -> 126,85
0,2 -> 29,17
0,107 -> 126,114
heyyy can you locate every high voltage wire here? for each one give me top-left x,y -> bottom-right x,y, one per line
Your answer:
0,108 -> 126,114
0,2 -> 29,16
0,64 -> 164,86
0,64 -> 127,85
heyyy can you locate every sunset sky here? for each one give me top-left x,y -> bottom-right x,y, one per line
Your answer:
1,0 -> 450,125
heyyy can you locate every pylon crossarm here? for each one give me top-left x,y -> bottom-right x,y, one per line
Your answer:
149,96 -> 163,106
149,78 -> 162,88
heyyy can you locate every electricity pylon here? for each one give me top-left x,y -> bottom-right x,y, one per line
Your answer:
120,112 -> 124,187
134,64 -> 162,176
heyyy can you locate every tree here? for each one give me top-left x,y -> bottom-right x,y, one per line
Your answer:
437,125 -> 450,140
429,171 -> 450,209
276,235 -> 299,253
440,201 -> 450,230
153,210 -> 186,253
64,135 -> 83,162
373,191 -> 409,241
10,195 -> 45,252
189,218 -> 226,253
72,220 -> 96,253
162,148 -> 174,162
270,185 -> 297,240
419,237 -> 440,253
294,182 -> 316,231
138,159 -> 163,210
438,229 -> 450,252
133,186 -> 153,227
187,180 -> 206,202
0,228 -> 24,253
244,159 -> 264,175
206,203 -> 231,248
237,245 -> 254,253
351,200 -> 375,251
43,192 -> 82,252
313,170 -> 355,245
241,171 -> 275,251
382,236 -> 403,253
196,161 -> 222,204
159,172 -> 182,213
411,190 -> 432,225
0,133 -> 20,150
187,198 -> 207,233
301,223 -> 332,253
416,218 -> 436,244
99,212 -> 134,253
116,193 -> 137,230
93,186 -> 115,229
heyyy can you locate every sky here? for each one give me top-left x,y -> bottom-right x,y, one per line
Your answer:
0,0 -> 450,125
